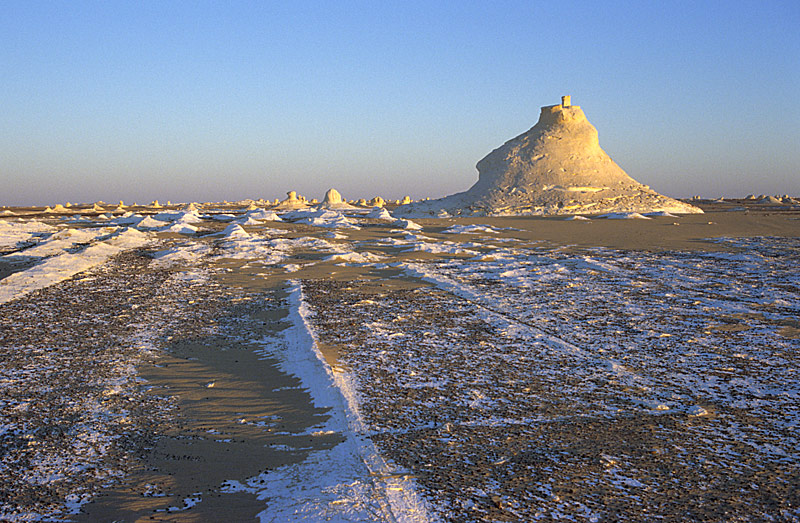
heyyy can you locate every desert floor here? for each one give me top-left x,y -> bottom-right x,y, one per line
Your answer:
1,200 -> 798,521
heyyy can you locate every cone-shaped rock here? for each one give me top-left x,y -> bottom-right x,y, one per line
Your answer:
398,97 -> 702,216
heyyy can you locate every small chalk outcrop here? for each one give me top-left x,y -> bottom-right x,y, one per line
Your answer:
273,191 -> 309,210
318,188 -> 359,210
397,96 -> 702,216
221,223 -> 251,239
245,208 -> 282,221
365,207 -> 393,220
758,195 -> 783,205
322,189 -> 342,204
393,218 -> 423,230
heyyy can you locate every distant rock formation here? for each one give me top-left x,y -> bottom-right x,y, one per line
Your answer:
319,188 -> 358,210
323,188 -> 343,205
759,195 -> 782,204
273,191 -> 309,210
397,96 -> 702,216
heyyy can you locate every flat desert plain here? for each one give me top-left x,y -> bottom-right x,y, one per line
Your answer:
0,200 -> 798,521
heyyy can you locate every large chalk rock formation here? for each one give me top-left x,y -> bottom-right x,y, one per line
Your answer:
397,97 -> 702,216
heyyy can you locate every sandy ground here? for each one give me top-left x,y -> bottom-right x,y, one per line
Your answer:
0,199 -> 798,521
473,210 -> 798,251
75,288 -> 346,521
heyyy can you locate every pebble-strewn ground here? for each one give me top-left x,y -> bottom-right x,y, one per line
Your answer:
1,204 -> 798,521
302,238 -> 800,521
0,246 -> 226,520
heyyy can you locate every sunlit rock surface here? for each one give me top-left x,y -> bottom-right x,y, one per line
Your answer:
318,188 -> 358,210
398,97 -> 702,216
273,190 -> 309,210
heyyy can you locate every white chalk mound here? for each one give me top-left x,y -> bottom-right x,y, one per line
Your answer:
365,207 -> 393,220
397,96 -> 702,217
319,188 -> 358,210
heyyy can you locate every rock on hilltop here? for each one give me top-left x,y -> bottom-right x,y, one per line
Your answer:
397,96 -> 702,216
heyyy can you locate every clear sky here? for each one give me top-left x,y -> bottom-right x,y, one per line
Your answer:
2,1 -> 798,206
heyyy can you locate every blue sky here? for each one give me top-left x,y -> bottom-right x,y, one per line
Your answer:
2,1 -> 798,205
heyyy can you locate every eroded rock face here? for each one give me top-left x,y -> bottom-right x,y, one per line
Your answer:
398,98 -> 702,216
323,188 -> 343,205
319,188 -> 358,210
